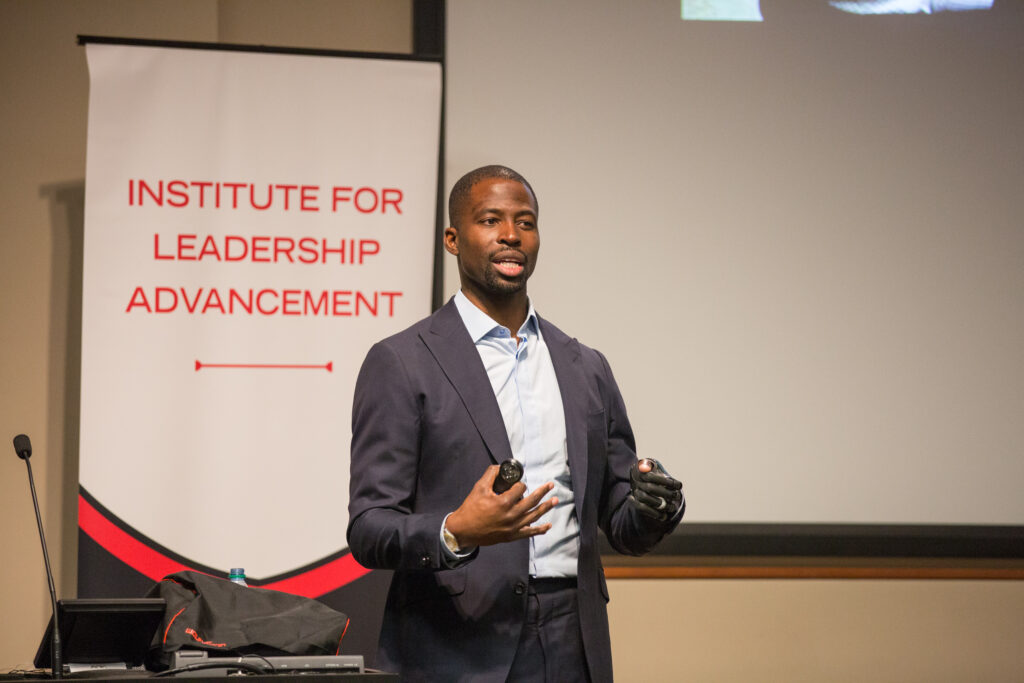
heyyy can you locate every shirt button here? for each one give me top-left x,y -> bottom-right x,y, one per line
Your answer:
514,581 -> 526,595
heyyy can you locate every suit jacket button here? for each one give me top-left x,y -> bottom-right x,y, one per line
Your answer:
420,555 -> 431,567
514,581 -> 526,595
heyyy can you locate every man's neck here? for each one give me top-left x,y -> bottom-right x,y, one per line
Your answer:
461,288 -> 529,335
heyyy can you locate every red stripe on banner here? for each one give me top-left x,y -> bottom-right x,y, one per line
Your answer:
262,554 -> 372,598
78,494 -> 189,581
78,493 -> 369,596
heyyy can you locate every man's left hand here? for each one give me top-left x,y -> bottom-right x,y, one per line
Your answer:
629,458 -> 683,522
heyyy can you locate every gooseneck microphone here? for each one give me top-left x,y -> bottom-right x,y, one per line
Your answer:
14,434 -> 62,679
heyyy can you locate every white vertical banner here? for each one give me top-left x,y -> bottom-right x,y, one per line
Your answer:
79,43 -> 441,592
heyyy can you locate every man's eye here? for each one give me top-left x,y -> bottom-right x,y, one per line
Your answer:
517,221 -> 535,229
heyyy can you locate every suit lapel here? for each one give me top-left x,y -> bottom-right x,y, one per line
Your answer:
420,300 -> 513,465
540,317 -> 590,519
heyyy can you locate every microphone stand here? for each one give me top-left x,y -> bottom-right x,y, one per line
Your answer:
16,435 -> 62,679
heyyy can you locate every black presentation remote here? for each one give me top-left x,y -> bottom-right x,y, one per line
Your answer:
492,458 -> 524,494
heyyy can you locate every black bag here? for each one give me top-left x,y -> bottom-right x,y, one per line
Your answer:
146,571 -> 349,669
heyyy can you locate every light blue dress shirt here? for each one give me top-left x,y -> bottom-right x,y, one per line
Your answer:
448,290 -> 580,578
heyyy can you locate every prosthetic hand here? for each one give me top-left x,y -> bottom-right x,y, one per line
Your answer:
629,458 -> 684,522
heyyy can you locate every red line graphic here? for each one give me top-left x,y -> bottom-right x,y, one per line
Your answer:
195,360 -> 333,372
78,493 -> 371,597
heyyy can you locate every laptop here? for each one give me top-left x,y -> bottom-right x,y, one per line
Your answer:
34,598 -> 166,673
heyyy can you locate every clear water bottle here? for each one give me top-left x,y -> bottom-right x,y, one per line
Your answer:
229,567 -> 248,586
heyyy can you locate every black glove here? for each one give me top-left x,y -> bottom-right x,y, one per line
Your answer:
629,458 -> 683,522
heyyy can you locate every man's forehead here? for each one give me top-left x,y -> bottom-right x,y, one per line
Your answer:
467,178 -> 537,211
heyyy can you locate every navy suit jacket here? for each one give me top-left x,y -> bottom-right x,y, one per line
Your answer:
347,299 -> 681,682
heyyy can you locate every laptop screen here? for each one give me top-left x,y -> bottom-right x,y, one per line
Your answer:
34,598 -> 166,669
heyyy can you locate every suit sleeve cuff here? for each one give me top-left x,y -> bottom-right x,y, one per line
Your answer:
440,512 -> 477,567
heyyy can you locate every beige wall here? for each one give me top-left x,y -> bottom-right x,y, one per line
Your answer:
608,579 -> 1024,683
1,1 -> 1021,679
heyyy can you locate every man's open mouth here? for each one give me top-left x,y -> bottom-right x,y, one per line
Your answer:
492,252 -> 525,277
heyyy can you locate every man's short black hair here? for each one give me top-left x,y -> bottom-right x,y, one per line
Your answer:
448,165 -> 537,227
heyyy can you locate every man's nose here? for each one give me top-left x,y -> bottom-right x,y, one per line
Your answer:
497,220 -> 521,244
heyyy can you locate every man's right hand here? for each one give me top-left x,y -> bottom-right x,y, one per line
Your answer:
444,465 -> 557,549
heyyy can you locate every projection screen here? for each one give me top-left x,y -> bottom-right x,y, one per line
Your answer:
445,0 -> 1023,547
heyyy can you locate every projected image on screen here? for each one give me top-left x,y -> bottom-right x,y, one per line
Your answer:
829,0 -> 994,14
682,0 -> 993,21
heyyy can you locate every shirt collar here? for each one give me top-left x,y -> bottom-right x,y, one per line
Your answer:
453,290 -> 540,343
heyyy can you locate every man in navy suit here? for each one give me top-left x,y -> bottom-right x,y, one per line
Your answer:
347,165 -> 684,682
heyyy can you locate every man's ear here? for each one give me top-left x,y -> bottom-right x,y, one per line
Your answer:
443,226 -> 459,256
